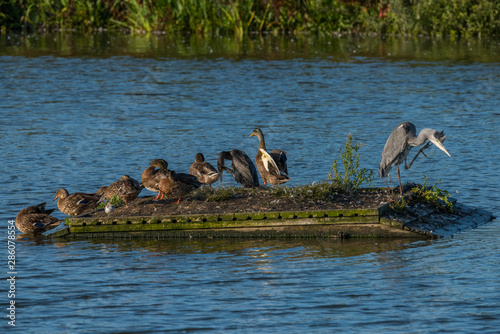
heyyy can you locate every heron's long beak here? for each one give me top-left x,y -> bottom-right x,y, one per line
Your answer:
429,138 -> 451,157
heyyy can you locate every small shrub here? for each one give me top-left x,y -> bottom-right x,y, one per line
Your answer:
328,134 -> 374,193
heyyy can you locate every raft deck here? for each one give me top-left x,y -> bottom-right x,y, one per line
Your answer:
48,199 -> 494,240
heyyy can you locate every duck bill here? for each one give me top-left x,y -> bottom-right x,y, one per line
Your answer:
430,138 -> 451,157
53,196 -> 59,201
249,133 -> 255,138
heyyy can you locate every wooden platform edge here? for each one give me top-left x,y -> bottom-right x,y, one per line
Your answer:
46,201 -> 496,240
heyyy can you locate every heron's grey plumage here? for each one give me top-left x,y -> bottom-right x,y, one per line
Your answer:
379,121 -> 450,196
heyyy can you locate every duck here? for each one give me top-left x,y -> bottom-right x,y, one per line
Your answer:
217,149 -> 259,188
249,128 -> 290,186
270,149 -> 289,177
53,188 -> 101,216
157,170 -> 202,204
141,159 -> 169,200
15,202 -> 61,235
97,175 -> 143,208
189,153 -> 220,188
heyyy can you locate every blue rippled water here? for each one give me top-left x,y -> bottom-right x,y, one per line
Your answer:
1,34 -> 499,333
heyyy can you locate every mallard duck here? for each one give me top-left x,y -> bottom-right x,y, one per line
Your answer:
189,153 -> 220,188
270,149 -> 289,177
97,175 -> 143,208
217,149 -> 259,188
15,202 -> 61,235
141,159 -> 169,200
157,170 -> 202,204
53,188 -> 101,216
249,128 -> 290,186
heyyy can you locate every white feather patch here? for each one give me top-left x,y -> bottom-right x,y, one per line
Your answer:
260,149 -> 280,174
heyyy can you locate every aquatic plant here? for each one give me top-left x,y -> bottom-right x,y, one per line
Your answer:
411,176 -> 453,212
1,0 -> 498,36
328,134 -> 374,193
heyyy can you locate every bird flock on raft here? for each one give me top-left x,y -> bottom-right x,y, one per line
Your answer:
15,124 -> 451,235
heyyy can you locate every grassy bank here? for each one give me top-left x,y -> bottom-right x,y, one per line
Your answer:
1,0 -> 499,37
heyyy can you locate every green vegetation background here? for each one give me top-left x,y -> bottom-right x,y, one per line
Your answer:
1,0 -> 499,37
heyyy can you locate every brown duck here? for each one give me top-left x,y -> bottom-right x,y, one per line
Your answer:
270,149 -> 289,177
157,170 -> 202,204
15,202 -> 61,235
189,153 -> 220,188
249,128 -> 290,186
53,188 -> 101,216
97,175 -> 143,208
141,159 -> 169,200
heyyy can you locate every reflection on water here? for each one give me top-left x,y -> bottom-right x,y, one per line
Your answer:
12,231 -> 500,333
48,237 -> 426,258
1,33 -> 499,333
1,33 -> 499,63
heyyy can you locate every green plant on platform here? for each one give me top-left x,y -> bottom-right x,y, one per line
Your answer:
411,176 -> 453,212
389,197 -> 408,211
97,194 -> 122,209
328,134 -> 374,193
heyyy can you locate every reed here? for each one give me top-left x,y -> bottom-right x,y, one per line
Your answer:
1,0 -> 499,36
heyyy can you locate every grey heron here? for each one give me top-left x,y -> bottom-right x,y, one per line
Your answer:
379,122 -> 451,197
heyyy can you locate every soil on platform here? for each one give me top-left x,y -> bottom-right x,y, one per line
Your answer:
84,186 -> 396,219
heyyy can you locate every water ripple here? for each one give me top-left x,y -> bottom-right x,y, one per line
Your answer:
1,36 -> 499,333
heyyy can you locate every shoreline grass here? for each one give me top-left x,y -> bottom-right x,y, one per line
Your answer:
1,1 -> 499,37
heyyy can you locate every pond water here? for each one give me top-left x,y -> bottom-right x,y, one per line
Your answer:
1,33 -> 499,333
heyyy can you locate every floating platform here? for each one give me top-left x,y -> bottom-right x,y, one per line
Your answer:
48,196 -> 495,240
